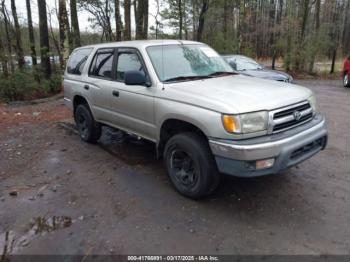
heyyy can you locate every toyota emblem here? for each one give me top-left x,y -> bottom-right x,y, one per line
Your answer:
293,111 -> 302,121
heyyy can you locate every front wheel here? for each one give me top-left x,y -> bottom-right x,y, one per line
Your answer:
164,132 -> 220,199
344,73 -> 350,87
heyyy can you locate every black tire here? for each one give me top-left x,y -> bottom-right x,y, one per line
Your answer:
74,104 -> 101,143
164,132 -> 220,199
344,73 -> 350,87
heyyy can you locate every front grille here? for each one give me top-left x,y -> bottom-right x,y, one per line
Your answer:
270,102 -> 313,133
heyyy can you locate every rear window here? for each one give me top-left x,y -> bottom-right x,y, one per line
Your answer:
67,48 -> 93,75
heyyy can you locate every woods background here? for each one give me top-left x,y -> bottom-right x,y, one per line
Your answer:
0,0 -> 350,101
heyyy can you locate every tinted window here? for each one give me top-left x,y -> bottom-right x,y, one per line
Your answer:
89,49 -> 115,79
67,48 -> 92,75
116,52 -> 144,81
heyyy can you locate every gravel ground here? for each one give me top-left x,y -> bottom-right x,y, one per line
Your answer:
0,80 -> 350,255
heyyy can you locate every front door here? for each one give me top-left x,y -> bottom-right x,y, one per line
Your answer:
108,48 -> 156,141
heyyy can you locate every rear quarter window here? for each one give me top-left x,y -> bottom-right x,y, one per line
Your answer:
67,48 -> 93,75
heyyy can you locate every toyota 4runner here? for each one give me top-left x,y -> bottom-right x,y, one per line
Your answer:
64,40 -> 328,199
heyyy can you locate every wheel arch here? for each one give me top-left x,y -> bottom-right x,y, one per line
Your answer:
73,95 -> 92,113
157,118 -> 209,159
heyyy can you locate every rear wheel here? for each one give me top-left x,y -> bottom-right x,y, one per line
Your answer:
344,73 -> 350,87
164,132 -> 220,199
74,104 -> 101,143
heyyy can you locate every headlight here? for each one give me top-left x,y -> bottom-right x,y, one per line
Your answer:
308,95 -> 317,113
222,111 -> 268,134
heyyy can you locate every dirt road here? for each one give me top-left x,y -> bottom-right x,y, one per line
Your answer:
1,80 -> 350,255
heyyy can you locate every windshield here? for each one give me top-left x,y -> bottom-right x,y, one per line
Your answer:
146,44 -> 233,82
230,57 -> 263,71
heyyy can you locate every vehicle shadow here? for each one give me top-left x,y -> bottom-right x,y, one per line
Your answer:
60,122 -> 312,219
96,126 -> 303,205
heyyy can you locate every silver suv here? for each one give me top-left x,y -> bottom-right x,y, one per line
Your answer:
64,40 -> 328,199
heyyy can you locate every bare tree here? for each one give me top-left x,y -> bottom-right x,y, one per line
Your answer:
150,0 -> 161,39
10,0 -> 24,69
59,0 -> 70,69
196,0 -> 209,42
124,0 -> 131,40
135,0 -> 143,39
115,0 -> 123,41
135,0 -> 149,39
79,0 -> 113,41
0,26 -> 9,77
25,0 -> 37,66
178,0 -> 182,39
1,0 -> 14,73
70,0 -> 81,48
143,0 -> 149,39
38,0 -> 51,79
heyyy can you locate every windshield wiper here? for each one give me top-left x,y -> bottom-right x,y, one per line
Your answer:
209,71 -> 237,77
164,75 -> 212,83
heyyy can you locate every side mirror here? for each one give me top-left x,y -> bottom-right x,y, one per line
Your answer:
124,70 -> 150,87
229,61 -> 237,70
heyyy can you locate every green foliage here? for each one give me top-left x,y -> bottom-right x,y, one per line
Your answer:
207,33 -> 239,55
41,74 -> 62,94
0,70 -> 62,102
0,71 -> 37,101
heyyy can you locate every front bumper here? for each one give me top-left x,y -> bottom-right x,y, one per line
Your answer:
209,115 -> 328,177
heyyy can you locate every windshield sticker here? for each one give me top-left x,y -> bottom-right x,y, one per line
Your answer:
200,47 -> 219,58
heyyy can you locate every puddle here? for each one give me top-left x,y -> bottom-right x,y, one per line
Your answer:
29,216 -> 72,234
1,216 -> 72,256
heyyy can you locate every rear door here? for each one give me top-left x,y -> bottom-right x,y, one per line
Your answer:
108,48 -> 156,141
86,48 -> 118,123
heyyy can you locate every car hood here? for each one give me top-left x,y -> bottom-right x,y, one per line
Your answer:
240,69 -> 291,81
161,75 -> 312,114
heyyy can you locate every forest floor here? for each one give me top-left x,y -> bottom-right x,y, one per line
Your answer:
1,80 -> 350,255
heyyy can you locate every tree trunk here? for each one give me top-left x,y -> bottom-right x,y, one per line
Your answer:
330,48 -> 336,74
135,0 -> 144,39
1,0 -> 14,73
308,0 -> 320,73
48,8 -> 59,74
58,0 -> 70,70
105,0 -> 113,41
223,0 -> 228,42
10,0 -> 24,69
196,0 -> 209,42
124,0 -> 131,40
0,29 -> 9,78
178,0 -> 183,39
192,0 -> 197,40
115,0 -> 123,41
143,0 -> 148,39
25,0 -> 37,66
342,0 -> 350,52
37,0 -> 51,79
294,0 -> 310,71
70,0 -> 81,49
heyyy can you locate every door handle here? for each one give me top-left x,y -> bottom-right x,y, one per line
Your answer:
112,90 -> 119,97
84,85 -> 89,90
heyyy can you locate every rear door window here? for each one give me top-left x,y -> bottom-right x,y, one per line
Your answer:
67,48 -> 92,75
89,48 -> 115,79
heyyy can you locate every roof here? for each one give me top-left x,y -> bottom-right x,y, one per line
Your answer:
75,40 -> 202,50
